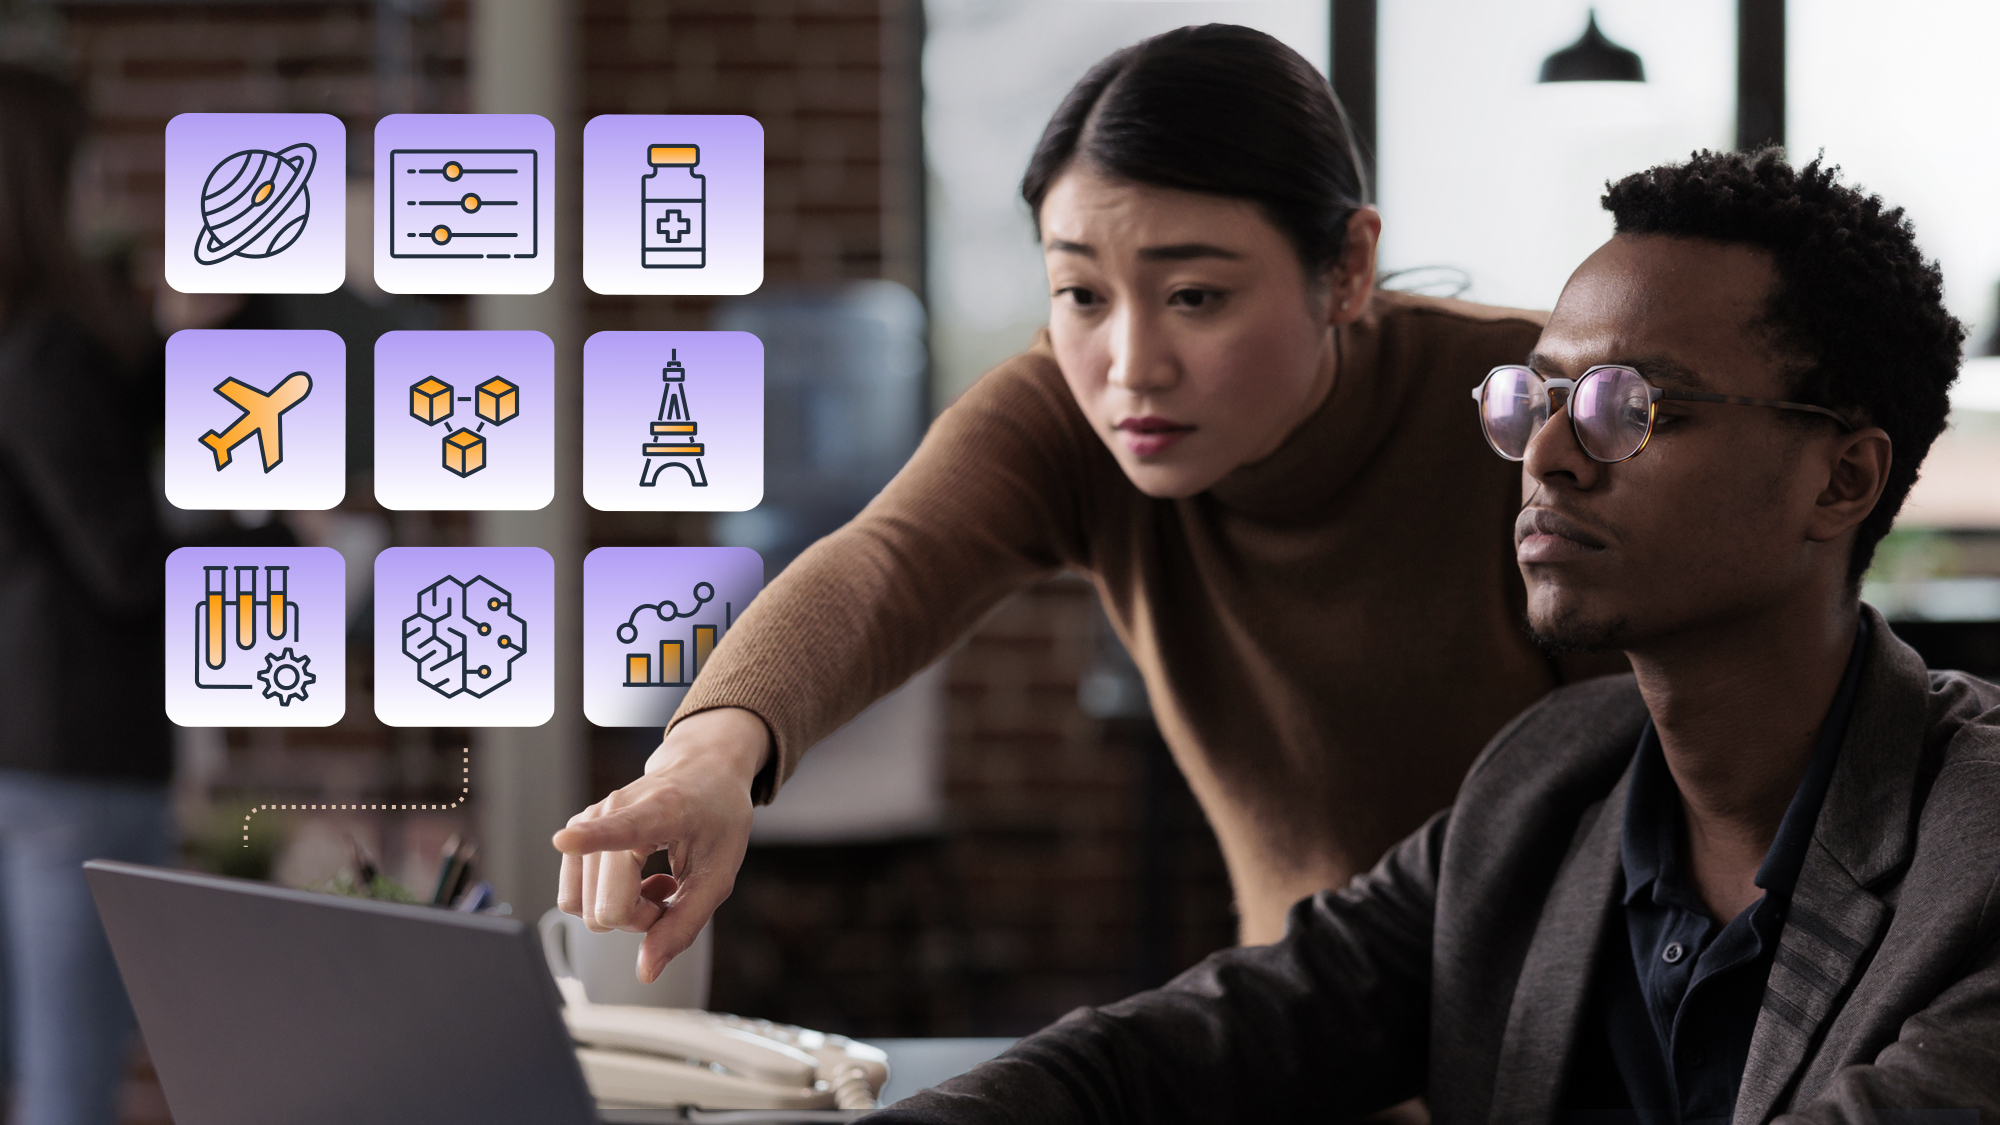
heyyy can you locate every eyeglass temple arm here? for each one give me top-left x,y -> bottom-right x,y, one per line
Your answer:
1654,388 -> 1852,429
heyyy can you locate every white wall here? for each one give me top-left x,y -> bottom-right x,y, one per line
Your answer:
1791,0 -> 2000,357
1376,1 -> 1735,313
922,0 -> 1330,403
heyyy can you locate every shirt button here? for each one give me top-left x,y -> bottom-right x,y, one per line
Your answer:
1662,941 -> 1686,964
1683,1047 -> 1707,1067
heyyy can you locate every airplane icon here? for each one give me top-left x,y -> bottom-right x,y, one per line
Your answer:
199,372 -> 313,472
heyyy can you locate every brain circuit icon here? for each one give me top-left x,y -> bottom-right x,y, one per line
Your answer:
401,574 -> 528,698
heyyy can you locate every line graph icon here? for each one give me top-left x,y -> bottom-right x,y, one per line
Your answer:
616,581 -> 735,688
584,546 -> 763,727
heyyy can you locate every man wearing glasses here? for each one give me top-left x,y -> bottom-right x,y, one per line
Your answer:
864,150 -> 1997,1122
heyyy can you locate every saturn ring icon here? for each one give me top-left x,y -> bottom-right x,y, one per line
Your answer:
194,142 -> 316,265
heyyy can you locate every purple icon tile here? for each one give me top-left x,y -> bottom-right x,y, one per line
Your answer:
165,547 -> 346,727
374,114 -> 555,295
165,113 -> 346,294
583,115 -> 764,295
583,331 -> 763,512
374,330 -> 554,510
374,547 -> 553,727
165,329 -> 346,511
583,547 -> 764,727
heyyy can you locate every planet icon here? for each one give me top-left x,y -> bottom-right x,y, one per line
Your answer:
193,142 -> 316,265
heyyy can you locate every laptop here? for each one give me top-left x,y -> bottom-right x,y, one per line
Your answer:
86,859 -> 697,1125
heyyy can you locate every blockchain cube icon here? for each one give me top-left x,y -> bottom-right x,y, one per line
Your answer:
410,376 -> 454,424
401,372 -> 517,480
375,330 -> 552,511
442,428 -> 485,476
476,376 -> 519,425
401,573 -> 526,698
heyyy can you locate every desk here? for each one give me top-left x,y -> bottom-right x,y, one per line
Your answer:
875,1038 -> 1016,1105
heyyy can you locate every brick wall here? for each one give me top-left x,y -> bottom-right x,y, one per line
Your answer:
67,1 -> 468,249
578,0 -> 921,336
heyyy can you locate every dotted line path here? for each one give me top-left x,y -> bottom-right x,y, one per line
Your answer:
243,749 -> 470,847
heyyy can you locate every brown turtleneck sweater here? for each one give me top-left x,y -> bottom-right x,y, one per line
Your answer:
675,290 -> 1578,942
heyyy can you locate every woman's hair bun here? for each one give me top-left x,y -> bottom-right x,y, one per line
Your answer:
1021,24 -> 1368,276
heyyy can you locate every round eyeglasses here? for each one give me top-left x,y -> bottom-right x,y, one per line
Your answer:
1470,364 -> 1852,463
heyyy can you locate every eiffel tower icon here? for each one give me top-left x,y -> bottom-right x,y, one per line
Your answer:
639,348 -> 708,487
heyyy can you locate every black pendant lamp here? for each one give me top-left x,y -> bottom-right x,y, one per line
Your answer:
1539,10 -> 1646,83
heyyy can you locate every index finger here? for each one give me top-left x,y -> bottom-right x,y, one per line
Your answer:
551,803 -> 668,856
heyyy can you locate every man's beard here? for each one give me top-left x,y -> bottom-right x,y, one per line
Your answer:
1526,605 -> 1633,656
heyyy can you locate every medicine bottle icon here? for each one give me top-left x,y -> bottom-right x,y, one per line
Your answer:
641,144 -> 704,269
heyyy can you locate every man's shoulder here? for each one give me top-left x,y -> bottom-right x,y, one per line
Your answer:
1927,668 -> 2000,758
1918,668 -> 2000,829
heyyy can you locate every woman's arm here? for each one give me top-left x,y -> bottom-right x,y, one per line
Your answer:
555,343 -> 1106,977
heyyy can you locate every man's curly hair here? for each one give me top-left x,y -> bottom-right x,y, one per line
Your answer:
1602,148 -> 1963,583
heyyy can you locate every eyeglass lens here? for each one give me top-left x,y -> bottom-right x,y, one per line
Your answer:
1477,367 -> 1548,460
1477,366 -> 1657,463
1570,366 -> 1653,461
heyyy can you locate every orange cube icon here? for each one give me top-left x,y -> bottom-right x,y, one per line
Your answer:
476,377 -> 519,425
410,377 -> 454,425
442,428 -> 486,476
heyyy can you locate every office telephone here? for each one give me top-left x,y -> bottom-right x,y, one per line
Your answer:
553,975 -> 889,1116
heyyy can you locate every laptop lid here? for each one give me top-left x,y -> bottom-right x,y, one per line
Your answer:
85,859 -> 597,1125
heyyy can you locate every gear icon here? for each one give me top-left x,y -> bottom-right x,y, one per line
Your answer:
256,647 -> 315,707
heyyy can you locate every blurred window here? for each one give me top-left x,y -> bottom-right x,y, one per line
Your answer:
1793,3 -> 2000,534
1792,1 -> 2000,359
1375,1 -> 1734,310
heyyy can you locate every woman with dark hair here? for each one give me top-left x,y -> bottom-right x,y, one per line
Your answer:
559,25 -> 1591,978
0,64 -> 173,1125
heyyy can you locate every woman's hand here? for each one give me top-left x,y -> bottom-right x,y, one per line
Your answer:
552,707 -> 769,983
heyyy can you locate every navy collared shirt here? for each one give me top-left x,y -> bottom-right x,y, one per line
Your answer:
1560,617 -> 1871,1125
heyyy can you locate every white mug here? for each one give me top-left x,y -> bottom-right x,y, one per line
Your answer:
539,907 -> 713,1009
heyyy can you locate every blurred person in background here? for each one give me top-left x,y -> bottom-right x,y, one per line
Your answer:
0,64 -> 173,1125
558,23 -> 1618,985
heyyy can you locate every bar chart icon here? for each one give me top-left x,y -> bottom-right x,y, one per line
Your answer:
617,585 -> 728,687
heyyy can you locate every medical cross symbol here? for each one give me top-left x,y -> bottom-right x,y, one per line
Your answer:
656,209 -> 692,243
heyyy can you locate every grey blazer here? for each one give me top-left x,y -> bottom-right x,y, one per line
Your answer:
869,607 -> 2000,1123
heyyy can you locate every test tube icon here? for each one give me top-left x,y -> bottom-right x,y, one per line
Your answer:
266,566 -> 289,640
205,567 -> 228,670
235,566 -> 258,650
